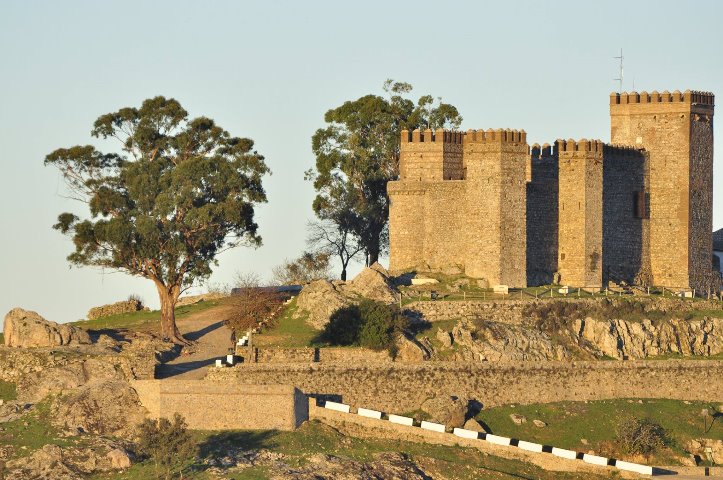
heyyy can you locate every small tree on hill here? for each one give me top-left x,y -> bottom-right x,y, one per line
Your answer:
45,96 -> 269,344
272,251 -> 331,285
227,288 -> 284,335
135,413 -> 196,480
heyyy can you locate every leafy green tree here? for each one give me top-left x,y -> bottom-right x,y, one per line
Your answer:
135,413 -> 196,479
308,80 -> 462,265
45,96 -> 269,344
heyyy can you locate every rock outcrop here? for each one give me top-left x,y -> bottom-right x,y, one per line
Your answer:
295,280 -> 350,329
394,334 -> 430,363
3,308 -> 91,348
451,319 -> 570,362
273,452 -> 429,480
573,316 -> 723,359
345,263 -> 400,304
296,264 -> 400,329
51,379 -> 147,438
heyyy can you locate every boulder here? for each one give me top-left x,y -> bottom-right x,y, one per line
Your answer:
295,280 -> 349,329
420,396 -> 468,429
3,308 -> 91,348
51,379 -> 147,438
463,418 -> 488,433
510,413 -> 527,425
436,329 -> 453,348
346,263 -> 400,304
106,448 -> 132,469
533,419 -> 547,428
394,334 -> 429,363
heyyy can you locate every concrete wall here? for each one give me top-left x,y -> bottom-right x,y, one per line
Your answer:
131,380 -> 308,431
206,360 -> 722,413
253,347 -> 391,364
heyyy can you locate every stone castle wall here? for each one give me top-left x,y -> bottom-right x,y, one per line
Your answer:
389,90 -> 716,291
207,360 -> 722,414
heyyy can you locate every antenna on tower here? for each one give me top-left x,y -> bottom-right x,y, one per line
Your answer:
613,48 -> 624,92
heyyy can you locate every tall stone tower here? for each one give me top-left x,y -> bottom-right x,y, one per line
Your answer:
463,129 -> 528,287
610,91 -> 715,291
556,139 -> 603,287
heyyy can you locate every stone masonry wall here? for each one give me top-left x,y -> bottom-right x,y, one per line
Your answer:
602,146 -> 648,284
207,360 -> 722,413
689,113 -> 718,292
526,147 -> 558,286
557,140 -> 603,287
610,91 -> 715,289
131,380 -> 308,431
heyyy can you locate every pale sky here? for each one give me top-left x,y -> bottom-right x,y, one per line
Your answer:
1,0 -> 722,324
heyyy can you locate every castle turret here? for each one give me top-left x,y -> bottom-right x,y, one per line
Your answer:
463,129 -> 528,287
610,90 -> 716,292
556,139 -> 603,288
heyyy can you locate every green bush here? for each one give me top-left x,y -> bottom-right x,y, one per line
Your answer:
135,413 -> 196,480
323,300 -> 408,351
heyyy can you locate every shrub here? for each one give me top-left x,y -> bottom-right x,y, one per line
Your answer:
135,413 -> 196,480
323,300 -> 408,351
227,288 -> 285,334
615,417 -> 668,456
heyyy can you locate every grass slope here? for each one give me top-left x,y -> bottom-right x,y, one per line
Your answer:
92,421 -> 609,480
69,299 -> 223,332
477,398 -> 722,465
253,299 -> 323,348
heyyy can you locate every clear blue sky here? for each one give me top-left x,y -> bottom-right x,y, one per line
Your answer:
1,0 -> 721,324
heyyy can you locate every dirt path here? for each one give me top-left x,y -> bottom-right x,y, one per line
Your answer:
155,304 -> 235,380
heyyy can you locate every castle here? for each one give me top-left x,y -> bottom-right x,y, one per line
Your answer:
388,90 -> 718,292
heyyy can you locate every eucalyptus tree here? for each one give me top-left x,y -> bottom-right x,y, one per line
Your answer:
308,80 -> 462,265
46,96 -> 269,344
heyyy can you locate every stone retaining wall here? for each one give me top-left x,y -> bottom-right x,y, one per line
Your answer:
207,360 -> 722,413
131,380 -> 307,430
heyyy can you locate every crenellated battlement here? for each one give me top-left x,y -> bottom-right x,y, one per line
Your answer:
556,138 -> 604,154
401,129 -> 464,144
610,90 -> 714,106
603,144 -> 644,157
465,128 -> 527,144
530,143 -> 554,160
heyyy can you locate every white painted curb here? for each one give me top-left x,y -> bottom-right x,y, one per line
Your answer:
324,401 -> 350,413
420,421 -> 445,433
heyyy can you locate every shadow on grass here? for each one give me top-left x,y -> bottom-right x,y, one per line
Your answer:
194,430 -> 278,470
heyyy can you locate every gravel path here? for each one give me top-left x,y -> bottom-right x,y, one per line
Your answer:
155,304 -> 234,380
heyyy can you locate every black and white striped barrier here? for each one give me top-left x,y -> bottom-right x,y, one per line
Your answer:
321,400 -> 653,476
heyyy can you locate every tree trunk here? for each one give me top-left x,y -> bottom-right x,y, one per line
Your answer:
368,245 -> 380,266
156,283 -> 186,344
340,267 -> 347,281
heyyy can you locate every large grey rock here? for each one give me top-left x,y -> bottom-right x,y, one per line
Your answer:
346,263 -> 400,304
295,280 -> 349,330
3,308 -> 91,348
394,334 -> 429,363
420,395 -> 468,429
51,379 -> 146,438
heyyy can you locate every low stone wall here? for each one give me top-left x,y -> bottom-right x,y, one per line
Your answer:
248,347 -> 391,364
87,300 -> 146,320
130,380 -> 307,430
405,300 -> 526,323
207,360 -> 723,413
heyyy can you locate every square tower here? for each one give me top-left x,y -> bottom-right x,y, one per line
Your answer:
610,90 -> 715,291
557,139 -> 603,288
